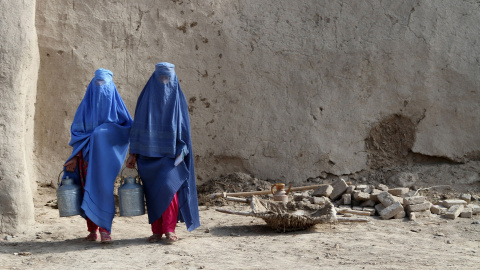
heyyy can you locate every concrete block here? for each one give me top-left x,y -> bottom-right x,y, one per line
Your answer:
369,189 -> 382,201
405,202 -> 432,213
445,205 -> 464,220
379,202 -> 404,220
442,200 -> 467,208
375,203 -> 385,215
360,200 -> 376,207
388,187 -> 410,196
430,205 -> 447,215
460,208 -> 473,218
329,178 -> 349,200
403,196 -> 426,205
342,194 -> 351,205
377,191 -> 396,207
311,196 -> 327,205
353,192 -> 370,201
312,185 -> 333,197
467,204 -> 480,215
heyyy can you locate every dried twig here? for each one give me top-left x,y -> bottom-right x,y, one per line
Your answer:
414,185 -> 451,196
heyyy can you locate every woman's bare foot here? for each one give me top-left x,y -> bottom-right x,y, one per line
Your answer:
165,232 -> 178,243
148,234 -> 162,243
86,232 -> 97,241
100,232 -> 112,244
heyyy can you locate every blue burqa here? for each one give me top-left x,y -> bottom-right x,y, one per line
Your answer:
129,62 -> 200,232
65,69 -> 133,232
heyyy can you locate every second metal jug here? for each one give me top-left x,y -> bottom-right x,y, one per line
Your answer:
57,174 -> 83,217
118,170 -> 145,217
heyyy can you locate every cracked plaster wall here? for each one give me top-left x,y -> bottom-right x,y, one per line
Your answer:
32,0 -> 480,188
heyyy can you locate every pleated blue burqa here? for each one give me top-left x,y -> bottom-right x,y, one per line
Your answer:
129,62 -> 200,232
65,68 -> 133,232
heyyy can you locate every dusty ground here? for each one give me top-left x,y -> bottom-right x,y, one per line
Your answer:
1,168 -> 480,270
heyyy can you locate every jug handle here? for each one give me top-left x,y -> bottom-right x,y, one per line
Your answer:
120,167 -> 140,184
57,169 -> 64,186
271,184 -> 276,195
286,183 -> 293,195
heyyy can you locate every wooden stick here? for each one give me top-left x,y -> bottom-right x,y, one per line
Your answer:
225,196 -> 251,203
337,208 -> 373,216
215,208 -> 254,216
336,217 -> 370,223
210,184 -> 331,199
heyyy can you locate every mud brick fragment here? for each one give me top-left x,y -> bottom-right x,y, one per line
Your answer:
403,196 -> 426,205
430,205 -> 447,215
445,205 -> 464,220
344,185 -> 355,194
352,206 -> 363,211
312,185 -> 333,197
379,202 -> 404,220
329,178 -> 348,200
394,210 -> 406,219
363,207 -> 376,216
405,202 -> 432,213
442,200 -> 467,208
356,185 -> 373,194
377,184 -> 389,192
356,184 -> 368,191
311,196 -> 327,205
393,196 -> 404,205
411,210 -> 431,219
460,194 -> 471,204
388,188 -> 410,196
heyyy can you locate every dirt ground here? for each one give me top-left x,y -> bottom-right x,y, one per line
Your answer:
1,167 -> 480,270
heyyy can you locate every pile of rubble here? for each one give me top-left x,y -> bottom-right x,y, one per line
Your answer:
295,178 -> 480,221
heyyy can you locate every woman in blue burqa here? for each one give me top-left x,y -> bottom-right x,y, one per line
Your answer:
63,69 -> 132,243
126,62 -> 200,243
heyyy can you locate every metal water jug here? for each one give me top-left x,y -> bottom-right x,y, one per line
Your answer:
57,175 -> 83,217
118,171 -> 145,216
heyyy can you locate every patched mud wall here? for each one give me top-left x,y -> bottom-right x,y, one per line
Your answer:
0,0 -> 39,233
33,0 -> 480,187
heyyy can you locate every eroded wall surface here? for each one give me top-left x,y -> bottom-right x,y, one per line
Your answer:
34,0 -> 480,186
0,0 -> 39,233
